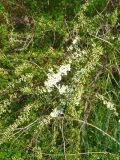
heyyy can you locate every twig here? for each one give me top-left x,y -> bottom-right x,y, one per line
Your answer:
40,151 -> 119,157
60,119 -> 66,160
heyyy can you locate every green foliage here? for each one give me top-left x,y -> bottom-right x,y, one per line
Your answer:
0,0 -> 120,159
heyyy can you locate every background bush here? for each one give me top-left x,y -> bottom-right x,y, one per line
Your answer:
0,0 -> 120,159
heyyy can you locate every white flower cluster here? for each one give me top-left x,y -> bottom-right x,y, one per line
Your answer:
104,101 -> 115,111
96,94 -> 118,116
44,64 -> 71,94
57,84 -> 68,95
50,108 -> 64,117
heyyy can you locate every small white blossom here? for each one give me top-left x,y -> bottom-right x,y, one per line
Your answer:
72,39 -> 77,45
50,108 -> 64,117
75,101 -> 80,106
57,85 -> 68,94
72,37 -> 79,45
59,64 -> 71,76
96,94 -> 117,113
103,101 -> 115,111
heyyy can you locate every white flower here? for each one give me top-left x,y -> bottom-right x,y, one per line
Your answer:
72,39 -> 77,44
59,64 -> 71,76
50,108 -> 64,117
103,101 -> 115,111
72,37 -> 79,45
106,102 -> 115,110
75,101 -> 80,106
57,85 -> 68,94
97,94 -> 116,112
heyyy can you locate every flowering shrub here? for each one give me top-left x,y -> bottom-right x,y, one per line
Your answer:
0,0 -> 120,159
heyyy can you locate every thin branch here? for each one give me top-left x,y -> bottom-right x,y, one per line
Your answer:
60,119 -> 66,160
40,151 -> 119,157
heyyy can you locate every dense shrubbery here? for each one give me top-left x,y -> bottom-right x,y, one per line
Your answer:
0,0 -> 120,159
